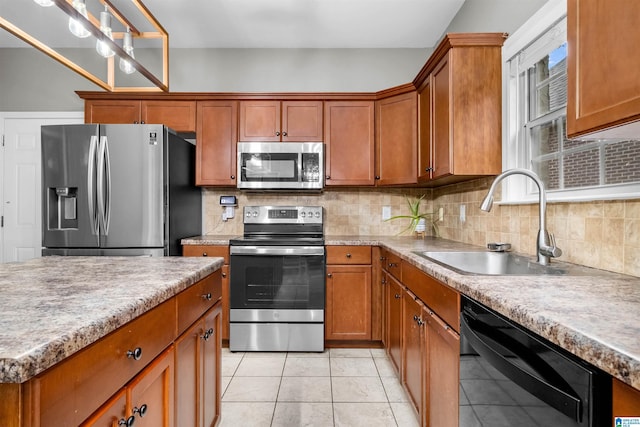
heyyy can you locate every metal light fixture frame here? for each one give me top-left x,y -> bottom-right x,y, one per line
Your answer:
0,0 -> 169,92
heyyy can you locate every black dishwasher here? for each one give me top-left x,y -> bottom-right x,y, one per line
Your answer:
460,296 -> 611,427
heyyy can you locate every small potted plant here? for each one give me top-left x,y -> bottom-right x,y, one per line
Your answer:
386,195 -> 440,237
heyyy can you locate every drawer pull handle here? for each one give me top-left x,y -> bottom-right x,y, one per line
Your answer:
133,404 -> 147,417
346,253 -> 352,258
127,347 -> 143,361
202,293 -> 212,301
202,252 -> 208,257
118,416 -> 135,427
202,328 -> 214,341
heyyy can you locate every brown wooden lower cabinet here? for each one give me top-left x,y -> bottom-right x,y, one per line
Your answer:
325,265 -> 372,341
386,274 -> 403,376
613,378 -> 640,423
402,290 -> 425,419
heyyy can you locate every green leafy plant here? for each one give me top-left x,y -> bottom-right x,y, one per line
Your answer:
385,195 -> 440,236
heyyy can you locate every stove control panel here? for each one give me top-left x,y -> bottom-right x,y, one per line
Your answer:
243,206 -> 323,224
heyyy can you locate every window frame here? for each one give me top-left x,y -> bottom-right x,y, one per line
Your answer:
500,0 -> 640,204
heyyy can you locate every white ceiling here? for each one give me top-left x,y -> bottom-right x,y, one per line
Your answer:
0,0 -> 466,49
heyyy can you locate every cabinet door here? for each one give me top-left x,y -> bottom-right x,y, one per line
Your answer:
142,101 -> 196,132
386,275 -> 403,376
175,319 -> 202,427
282,101 -> 323,141
82,389 -> 128,427
196,101 -> 238,186
613,379 -> 640,419
325,265 -> 372,341
129,348 -> 174,427
418,81 -> 433,183
402,290 -> 424,418
324,101 -> 375,186
567,0 -> 640,138
425,310 -> 459,427
239,100 -> 281,141
202,305 -> 222,427
432,54 -> 451,180
375,91 -> 417,185
85,100 -> 141,124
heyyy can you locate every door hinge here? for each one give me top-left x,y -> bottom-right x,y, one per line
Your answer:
1,216 -> 3,227
1,134 -> 4,147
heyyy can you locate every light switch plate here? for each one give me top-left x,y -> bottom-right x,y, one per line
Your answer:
382,206 -> 391,220
459,204 -> 466,223
438,207 -> 444,222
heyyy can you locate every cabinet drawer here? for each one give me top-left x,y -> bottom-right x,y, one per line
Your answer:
326,246 -> 371,264
401,261 -> 459,331
31,298 -> 177,427
382,250 -> 402,281
177,270 -> 222,334
183,245 -> 229,264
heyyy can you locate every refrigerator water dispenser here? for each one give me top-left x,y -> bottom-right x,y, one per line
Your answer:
48,187 -> 78,230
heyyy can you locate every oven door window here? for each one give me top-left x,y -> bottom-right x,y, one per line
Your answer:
231,254 -> 325,309
240,153 -> 299,182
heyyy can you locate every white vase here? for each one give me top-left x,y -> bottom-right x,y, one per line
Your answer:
415,218 -> 426,232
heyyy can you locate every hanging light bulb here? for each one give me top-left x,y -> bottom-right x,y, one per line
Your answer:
68,0 -> 91,38
96,6 -> 115,58
119,28 -> 136,74
33,0 -> 54,7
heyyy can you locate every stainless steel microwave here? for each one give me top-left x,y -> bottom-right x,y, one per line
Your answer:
237,142 -> 324,190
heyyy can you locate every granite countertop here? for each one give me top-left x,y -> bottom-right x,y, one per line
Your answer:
0,256 -> 224,384
183,234 -> 640,389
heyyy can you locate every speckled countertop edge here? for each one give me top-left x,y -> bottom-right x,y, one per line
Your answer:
184,234 -> 640,389
0,256 -> 223,383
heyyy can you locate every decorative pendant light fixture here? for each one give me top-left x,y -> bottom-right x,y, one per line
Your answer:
119,27 -> 136,74
96,6 -> 115,58
68,0 -> 91,38
32,0 -> 54,7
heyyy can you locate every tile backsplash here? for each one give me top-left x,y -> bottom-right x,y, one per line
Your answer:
202,180 -> 640,277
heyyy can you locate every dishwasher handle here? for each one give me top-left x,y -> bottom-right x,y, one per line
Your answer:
461,312 -> 582,422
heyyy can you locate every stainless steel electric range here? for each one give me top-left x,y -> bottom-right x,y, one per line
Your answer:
229,206 -> 325,352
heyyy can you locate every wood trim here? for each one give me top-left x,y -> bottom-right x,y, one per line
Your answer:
77,91 -> 379,101
375,83 -> 418,100
0,384 -> 22,427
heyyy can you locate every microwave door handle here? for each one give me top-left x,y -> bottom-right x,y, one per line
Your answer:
298,152 -> 303,182
87,135 -> 99,237
460,313 -> 582,421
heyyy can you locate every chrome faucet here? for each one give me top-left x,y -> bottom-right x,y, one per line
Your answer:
480,168 -> 562,265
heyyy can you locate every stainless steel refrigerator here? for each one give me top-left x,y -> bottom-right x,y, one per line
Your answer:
41,124 -> 201,256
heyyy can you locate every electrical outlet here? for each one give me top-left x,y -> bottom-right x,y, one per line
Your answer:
459,204 -> 466,223
438,207 -> 444,222
382,206 -> 391,220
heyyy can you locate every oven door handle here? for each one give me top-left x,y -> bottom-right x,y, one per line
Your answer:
461,312 -> 582,422
230,246 -> 325,256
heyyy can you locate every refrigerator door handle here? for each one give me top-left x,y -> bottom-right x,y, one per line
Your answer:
103,136 -> 111,234
97,136 -> 108,235
87,135 -> 100,236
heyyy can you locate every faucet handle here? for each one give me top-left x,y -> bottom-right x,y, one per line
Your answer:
542,233 -> 562,258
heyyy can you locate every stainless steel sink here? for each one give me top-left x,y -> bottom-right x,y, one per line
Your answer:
412,251 -> 569,275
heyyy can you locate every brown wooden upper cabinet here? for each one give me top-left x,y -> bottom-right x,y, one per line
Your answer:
84,100 -> 197,133
414,33 -> 506,186
324,101 -> 375,186
567,0 -> 640,138
239,100 -> 323,142
375,91 -> 418,186
196,101 -> 238,186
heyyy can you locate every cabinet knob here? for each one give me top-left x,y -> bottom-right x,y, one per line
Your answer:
231,175 -> 235,179
425,167 -> 433,172
126,347 -> 143,361
394,293 -> 401,299
133,404 -> 147,417
202,327 -> 214,341
202,252 -> 208,257
202,293 -> 212,301
118,416 -> 135,427
375,176 -> 380,180
346,253 -> 351,258
282,131 -> 288,137
140,121 -> 145,124
326,175 -> 331,180
276,131 -> 281,136
133,121 -> 138,124
327,273 -> 333,278
222,272 -> 227,278
381,278 -> 386,284
417,318 -> 424,326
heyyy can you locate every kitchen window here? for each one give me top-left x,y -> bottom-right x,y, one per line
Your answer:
501,1 -> 640,203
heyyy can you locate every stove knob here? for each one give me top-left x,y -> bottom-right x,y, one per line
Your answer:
314,211 -> 321,218
252,211 -> 259,217
300,212 -> 306,218
307,211 -> 313,218
245,211 -> 251,217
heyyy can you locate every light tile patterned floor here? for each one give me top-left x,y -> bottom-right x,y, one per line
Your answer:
219,347 -> 420,427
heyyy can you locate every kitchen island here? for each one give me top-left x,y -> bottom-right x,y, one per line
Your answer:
0,256 -> 224,427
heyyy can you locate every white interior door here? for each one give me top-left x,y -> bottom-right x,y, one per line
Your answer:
1,113 -> 82,263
